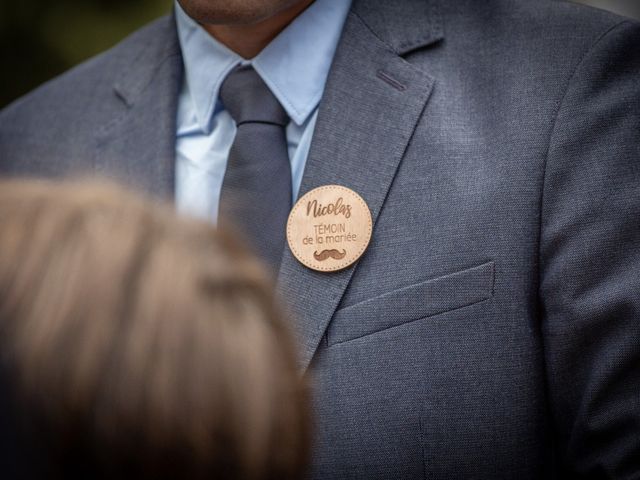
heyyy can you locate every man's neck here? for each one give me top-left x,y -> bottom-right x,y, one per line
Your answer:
203,0 -> 315,59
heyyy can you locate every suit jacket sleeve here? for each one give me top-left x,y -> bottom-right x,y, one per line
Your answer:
540,19 -> 640,478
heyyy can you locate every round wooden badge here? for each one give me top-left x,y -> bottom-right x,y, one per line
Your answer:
287,185 -> 373,272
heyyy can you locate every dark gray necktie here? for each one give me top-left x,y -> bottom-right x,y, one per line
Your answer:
219,66 -> 292,269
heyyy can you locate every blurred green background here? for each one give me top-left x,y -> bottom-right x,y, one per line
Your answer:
0,0 -> 171,108
1,0 -> 639,109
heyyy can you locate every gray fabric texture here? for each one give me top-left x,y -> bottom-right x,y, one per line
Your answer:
218,66 -> 292,269
1,0 -> 640,478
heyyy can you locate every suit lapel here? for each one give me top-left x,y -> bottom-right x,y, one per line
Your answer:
89,4 -> 443,370
93,15 -> 182,199
277,0 -> 443,370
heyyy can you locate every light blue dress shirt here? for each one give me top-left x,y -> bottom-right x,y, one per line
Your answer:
174,0 -> 352,222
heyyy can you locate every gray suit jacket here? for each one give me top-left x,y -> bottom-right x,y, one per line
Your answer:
1,0 -> 639,478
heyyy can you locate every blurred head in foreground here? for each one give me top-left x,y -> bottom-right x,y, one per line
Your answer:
0,179 -> 309,480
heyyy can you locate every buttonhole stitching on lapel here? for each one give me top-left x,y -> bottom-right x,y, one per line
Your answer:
376,70 -> 407,92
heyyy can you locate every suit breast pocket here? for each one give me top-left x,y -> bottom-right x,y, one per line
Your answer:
327,261 -> 495,345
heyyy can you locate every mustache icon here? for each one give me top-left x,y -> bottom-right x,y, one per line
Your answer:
314,249 -> 347,262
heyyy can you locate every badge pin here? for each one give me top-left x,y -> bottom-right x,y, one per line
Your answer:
287,185 -> 373,272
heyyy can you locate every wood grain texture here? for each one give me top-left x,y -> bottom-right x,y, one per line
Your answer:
287,185 -> 372,272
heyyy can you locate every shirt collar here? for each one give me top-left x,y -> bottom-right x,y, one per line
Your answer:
175,0 -> 352,132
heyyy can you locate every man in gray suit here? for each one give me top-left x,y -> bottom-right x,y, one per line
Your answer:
1,0 -> 639,478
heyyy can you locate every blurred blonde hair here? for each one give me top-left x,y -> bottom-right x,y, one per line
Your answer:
0,179 -> 309,480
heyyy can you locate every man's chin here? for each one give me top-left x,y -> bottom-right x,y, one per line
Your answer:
177,0 -> 299,25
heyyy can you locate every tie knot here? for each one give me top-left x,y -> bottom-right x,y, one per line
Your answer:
220,66 -> 289,127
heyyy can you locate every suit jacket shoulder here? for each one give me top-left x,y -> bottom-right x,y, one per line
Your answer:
0,15 -> 179,179
433,0 -> 637,81
0,0 -> 636,181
